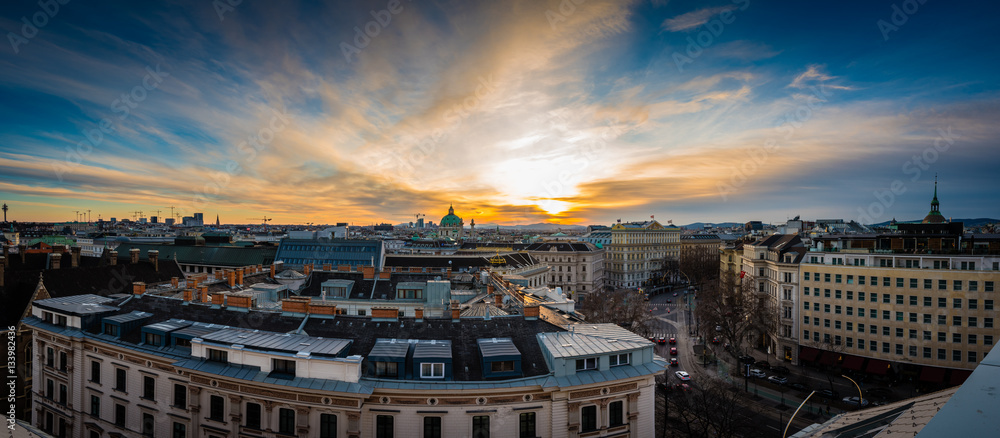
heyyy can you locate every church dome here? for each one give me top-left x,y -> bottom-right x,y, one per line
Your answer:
440,204 -> 462,227
921,178 -> 946,224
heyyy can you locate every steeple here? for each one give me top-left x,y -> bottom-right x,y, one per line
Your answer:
922,175 -> 945,224
930,175 -> 939,212
448,204 -> 454,215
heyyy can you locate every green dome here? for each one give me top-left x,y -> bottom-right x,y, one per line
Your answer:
440,204 -> 462,227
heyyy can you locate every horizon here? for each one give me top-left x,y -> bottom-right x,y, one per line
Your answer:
2,1 -> 999,225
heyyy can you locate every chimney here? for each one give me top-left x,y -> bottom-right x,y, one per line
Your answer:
362,266 -> 375,279
323,263 -> 332,271
371,307 -> 399,321
133,282 -> 146,295
70,246 -> 81,267
17,244 -> 25,263
129,248 -> 140,264
109,250 -> 117,266
446,267 -> 452,278
148,250 -> 159,271
415,307 -> 424,322
183,289 -> 193,302
523,304 -> 540,320
236,268 -> 244,286
494,293 -> 503,306
212,292 -> 227,307
270,264 -> 276,278
51,244 -> 65,254
304,264 -> 313,276
190,277 -> 199,289
227,270 -> 235,287
171,277 -> 179,288
50,252 -> 62,270
0,257 -> 5,287
451,301 -> 461,322
198,285 -> 208,301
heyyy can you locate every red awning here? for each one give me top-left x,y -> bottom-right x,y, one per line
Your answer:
818,351 -> 837,365
799,346 -> 821,362
842,355 -> 865,371
865,359 -> 890,375
949,369 -> 973,385
919,366 -> 946,383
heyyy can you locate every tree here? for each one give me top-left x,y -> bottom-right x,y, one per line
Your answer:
695,273 -> 777,361
666,379 -> 769,438
578,288 -> 655,336
679,245 -> 720,292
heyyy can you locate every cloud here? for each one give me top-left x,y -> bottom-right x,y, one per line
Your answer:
789,64 -> 855,90
661,6 -> 736,32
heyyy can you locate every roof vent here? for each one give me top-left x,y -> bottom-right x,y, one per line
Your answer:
390,339 -> 397,343
492,338 -> 498,343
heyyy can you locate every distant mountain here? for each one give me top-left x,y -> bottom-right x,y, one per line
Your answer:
681,222 -> 743,230
869,218 -> 999,227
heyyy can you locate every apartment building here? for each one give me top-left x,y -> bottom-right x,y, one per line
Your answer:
605,220 -> 680,290
25,291 -> 664,438
523,242 -> 605,302
741,235 -> 807,362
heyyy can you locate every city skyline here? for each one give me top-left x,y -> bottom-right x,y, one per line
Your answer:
2,0 -> 999,225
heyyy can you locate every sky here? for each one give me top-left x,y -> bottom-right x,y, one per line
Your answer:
1,0 -> 999,226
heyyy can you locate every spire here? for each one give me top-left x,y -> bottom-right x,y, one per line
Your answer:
448,203 -> 454,215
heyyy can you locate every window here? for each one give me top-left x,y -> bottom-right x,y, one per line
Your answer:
321,413 -> 338,438
279,408 -> 295,435
576,357 -> 598,371
859,276 -> 867,285
144,332 -> 162,346
358,310 -> 366,316
909,295 -> 917,306
924,279 -> 932,289
174,384 -> 187,408
374,361 -> 398,378
924,296 -> 931,306
954,298 -> 962,309
970,281 -> 979,291
896,278 -> 904,288
987,300 -> 995,310
271,358 -> 296,378
423,416 -> 441,438
970,299 -> 978,310
896,312 -> 903,321
859,292 -> 866,301
924,331 -> 931,340
969,351 -> 977,362
245,403 -> 261,429
825,289 -> 831,298
883,326 -> 890,336
59,351 -> 67,371
883,294 -> 890,303
938,332 -> 946,342
581,405 -> 598,432
909,329 -> 916,339
858,308 -> 866,317
825,274 -> 831,282
986,335 -> 994,346
835,305 -> 842,314
895,328 -> 903,338
883,277 -> 890,287
938,349 -> 946,360
953,350 -> 961,361
883,342 -> 890,353
609,400 -> 624,426
909,345 -> 917,356
909,312 -> 917,322
375,415 -> 395,438
143,413 -> 155,436
986,318 -> 994,328
104,323 -> 119,336
836,274 -> 842,283
989,281 -> 997,292
115,403 -> 126,427
847,290 -> 854,300
210,395 -> 224,422
847,307 -> 853,316
491,360 -> 516,372
46,347 -> 54,367
519,412 -> 537,438
609,353 -> 630,367
953,333 -> 962,343
143,375 -> 155,400
882,310 -> 890,320
847,275 -> 854,284
938,297 -> 946,308
472,415 -> 490,438
938,315 -> 946,325
90,395 -> 100,417
420,362 -> 445,378
954,316 -> 962,326
207,348 -> 228,363
910,278 -> 918,288
91,360 -> 100,383
924,347 -> 931,358
969,334 -> 978,345
173,422 -> 186,438
824,304 -> 830,313
954,280 -> 963,291
115,368 -> 126,392
939,280 -> 947,290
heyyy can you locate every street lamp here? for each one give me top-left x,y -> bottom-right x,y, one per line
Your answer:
783,391 -> 816,438
842,374 -> 863,409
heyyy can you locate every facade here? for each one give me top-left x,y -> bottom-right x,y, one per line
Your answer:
25,292 -> 664,438
438,205 -> 464,240
523,241 -> 605,302
740,235 -> 807,362
605,220 -> 680,290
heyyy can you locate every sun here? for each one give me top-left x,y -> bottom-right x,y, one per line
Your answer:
537,200 -> 571,216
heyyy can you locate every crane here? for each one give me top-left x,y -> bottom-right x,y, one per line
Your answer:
247,216 -> 272,226
166,206 -> 176,219
86,209 -> 91,223
73,210 -> 80,223
133,210 -> 143,221
413,213 -> 424,227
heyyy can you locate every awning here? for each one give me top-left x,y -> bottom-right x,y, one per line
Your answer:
919,366 -> 946,383
865,359 -> 890,375
949,369 -> 973,385
799,346 -> 821,362
818,351 -> 837,366
842,355 -> 865,371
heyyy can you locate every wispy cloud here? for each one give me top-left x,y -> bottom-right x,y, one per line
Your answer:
789,64 -> 856,91
661,5 -> 737,32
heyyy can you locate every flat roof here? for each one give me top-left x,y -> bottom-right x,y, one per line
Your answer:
173,323 -> 227,339
104,311 -> 152,324
143,319 -> 193,333
33,294 -> 117,315
538,324 -> 649,358
201,328 -> 352,357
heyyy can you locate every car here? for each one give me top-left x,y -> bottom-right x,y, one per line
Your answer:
666,299 -> 672,303
669,358 -> 679,367
788,382 -> 807,391
673,383 -> 690,392
668,337 -> 676,344
756,362 -> 771,370
748,369 -> 766,378
673,292 -> 678,297
711,336 -> 720,344
715,325 -> 722,332
658,337 -> 666,344
739,355 -> 756,364
675,371 -> 691,381
816,389 -> 840,399
670,347 -> 678,355
771,366 -> 791,375
842,396 -> 870,407
767,376 -> 788,385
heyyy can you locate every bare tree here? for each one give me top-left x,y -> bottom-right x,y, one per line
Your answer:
578,288 -> 655,336
679,245 -> 720,292
695,274 -> 777,360
666,379 -> 768,438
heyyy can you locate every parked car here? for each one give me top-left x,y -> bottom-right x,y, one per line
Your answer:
788,382 -> 807,391
756,362 -> 771,370
739,355 -> 756,364
670,347 -> 678,355
767,376 -> 788,385
673,383 -> 691,392
816,389 -> 840,399
669,358 -> 679,367
842,396 -> 870,407
711,336 -> 720,344
675,371 -> 691,381
771,366 -> 791,375
668,337 -> 676,344
673,292 -> 678,297
748,369 -> 766,378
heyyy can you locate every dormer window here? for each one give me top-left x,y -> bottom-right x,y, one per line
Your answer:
490,361 -> 515,372
207,348 -> 228,364
374,361 -> 398,378
399,289 -> 423,299
576,357 -> 598,371
270,359 -> 296,379
144,333 -> 162,346
103,323 -> 119,337
330,287 -> 347,298
42,312 -> 53,324
609,353 -> 630,367
420,363 -> 444,378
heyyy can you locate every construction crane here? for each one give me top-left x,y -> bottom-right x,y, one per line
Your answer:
73,210 -> 80,223
166,206 -> 176,219
133,210 -> 143,221
86,209 -> 91,223
153,209 -> 162,219
247,216 -> 272,227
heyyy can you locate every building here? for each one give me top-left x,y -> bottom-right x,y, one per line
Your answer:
523,241 -> 605,303
740,234 -> 807,362
24,291 -> 664,438
116,238 -> 277,277
438,204 -> 464,240
275,238 -> 385,270
605,220 -> 680,290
